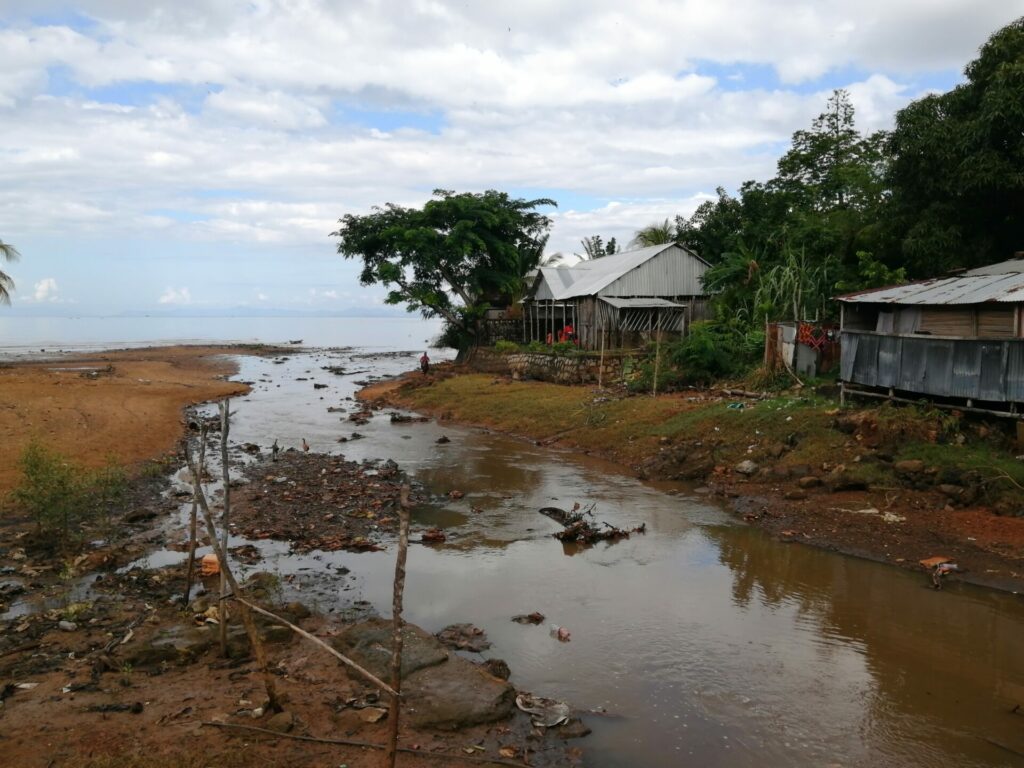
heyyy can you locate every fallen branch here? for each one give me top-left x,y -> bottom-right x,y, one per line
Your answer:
228,594 -> 398,698
200,721 -> 531,767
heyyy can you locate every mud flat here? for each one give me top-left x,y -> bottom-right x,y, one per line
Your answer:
0,345 -> 273,492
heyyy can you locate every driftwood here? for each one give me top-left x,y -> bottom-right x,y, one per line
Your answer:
200,721 -> 531,766
539,505 -> 645,545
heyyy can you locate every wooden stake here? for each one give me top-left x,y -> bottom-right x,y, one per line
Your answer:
218,400 -> 231,657
182,426 -> 207,605
653,311 -> 661,397
598,326 -> 606,389
384,486 -> 412,768
186,442 -> 281,713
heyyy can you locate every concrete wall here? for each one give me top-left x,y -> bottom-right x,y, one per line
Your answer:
472,349 -> 626,385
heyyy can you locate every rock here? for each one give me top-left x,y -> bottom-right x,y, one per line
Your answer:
734,460 -> 759,476
784,490 -> 808,501
358,707 -> 388,723
894,459 -> 925,474
332,619 -> 448,681
825,467 -> 868,492
265,711 -> 295,733
403,655 -> 516,729
436,435 -> 451,444
280,601 -> 311,621
797,476 -> 821,489
481,658 -> 511,681
557,718 -> 592,739
58,620 -> 77,632
436,623 -> 491,652
937,484 -> 962,499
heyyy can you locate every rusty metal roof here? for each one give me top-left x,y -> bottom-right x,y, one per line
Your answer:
839,258 -> 1024,305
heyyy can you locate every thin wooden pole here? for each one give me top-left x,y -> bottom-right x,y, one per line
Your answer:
230,595 -> 398,696
186,442 -> 281,713
653,311 -> 661,397
385,486 -> 412,768
599,322 -> 606,389
218,400 -> 231,657
183,426 -> 207,605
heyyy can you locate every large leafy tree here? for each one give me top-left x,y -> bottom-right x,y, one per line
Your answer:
884,17 -> 1024,275
333,189 -> 554,354
0,239 -> 19,305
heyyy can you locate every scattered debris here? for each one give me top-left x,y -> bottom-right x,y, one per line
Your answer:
436,624 -> 491,653
421,528 -> 447,544
448,490 -> 465,500
200,553 -> 220,576
549,625 -> 571,642
510,612 -> 545,625
515,693 -> 571,727
539,505 -> 645,545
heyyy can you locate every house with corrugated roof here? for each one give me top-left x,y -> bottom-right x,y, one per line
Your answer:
523,243 -> 711,350
838,257 -> 1024,413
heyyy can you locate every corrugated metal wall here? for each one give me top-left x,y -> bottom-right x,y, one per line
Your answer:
599,245 -> 708,297
842,331 -> 1024,402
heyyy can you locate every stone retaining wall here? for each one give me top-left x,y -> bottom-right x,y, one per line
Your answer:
472,349 -> 627,385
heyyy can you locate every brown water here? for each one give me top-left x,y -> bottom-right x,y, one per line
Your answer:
175,351 -> 1024,766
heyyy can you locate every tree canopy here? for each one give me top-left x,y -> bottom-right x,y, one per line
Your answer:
333,189 -> 554,353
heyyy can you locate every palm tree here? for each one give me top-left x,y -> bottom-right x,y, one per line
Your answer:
0,239 -> 19,305
630,219 -> 677,248
578,235 -> 618,260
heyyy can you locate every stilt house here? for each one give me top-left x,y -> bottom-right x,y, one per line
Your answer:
839,257 -> 1024,413
524,244 -> 711,350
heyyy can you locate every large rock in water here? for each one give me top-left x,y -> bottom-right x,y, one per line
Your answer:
403,655 -> 516,729
335,619 -> 515,730
332,618 -> 448,680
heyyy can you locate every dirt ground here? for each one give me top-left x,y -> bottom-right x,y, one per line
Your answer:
0,346 -> 260,493
366,365 -> 1024,594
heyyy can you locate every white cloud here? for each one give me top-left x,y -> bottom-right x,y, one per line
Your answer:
158,286 -> 191,304
0,1 -> 1018,310
31,277 -> 60,302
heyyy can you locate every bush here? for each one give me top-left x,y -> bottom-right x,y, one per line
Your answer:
494,340 -> 520,354
12,441 -> 126,552
667,322 -> 763,385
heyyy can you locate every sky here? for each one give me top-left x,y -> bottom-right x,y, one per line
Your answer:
0,1 -> 1022,316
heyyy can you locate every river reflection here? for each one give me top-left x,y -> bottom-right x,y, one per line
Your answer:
212,351 -> 1024,767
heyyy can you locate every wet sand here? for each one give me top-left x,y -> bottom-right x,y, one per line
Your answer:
0,346 -> 256,493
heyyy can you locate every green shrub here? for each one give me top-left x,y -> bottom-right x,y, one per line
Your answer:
12,442 -> 126,551
494,340 -> 520,354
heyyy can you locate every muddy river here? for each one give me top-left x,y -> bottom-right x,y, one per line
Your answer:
154,349 -> 1024,766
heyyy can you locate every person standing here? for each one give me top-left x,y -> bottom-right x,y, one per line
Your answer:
420,351 -> 430,375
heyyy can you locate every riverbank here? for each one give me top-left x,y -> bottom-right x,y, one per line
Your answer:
361,365 -> 1024,593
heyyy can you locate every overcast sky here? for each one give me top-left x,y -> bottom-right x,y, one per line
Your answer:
1,1 -> 1021,315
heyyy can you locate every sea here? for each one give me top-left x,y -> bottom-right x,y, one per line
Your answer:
0,315 -> 445,356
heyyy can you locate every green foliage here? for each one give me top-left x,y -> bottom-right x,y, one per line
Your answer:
631,219 -> 677,247
333,189 -> 555,354
884,17 -> 1024,275
578,235 -> 618,259
12,441 -> 126,552
626,322 -> 763,390
494,340 -> 519,354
